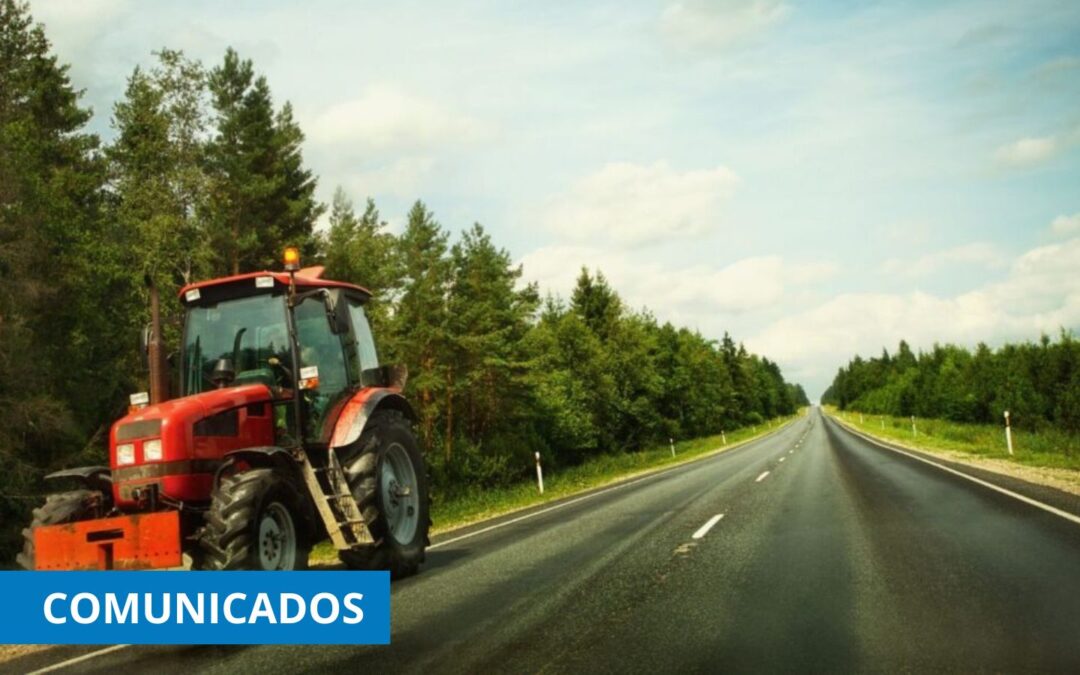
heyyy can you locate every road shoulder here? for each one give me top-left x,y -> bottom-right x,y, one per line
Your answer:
828,414 -> 1080,520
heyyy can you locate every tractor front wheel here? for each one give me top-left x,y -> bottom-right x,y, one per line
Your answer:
199,469 -> 310,570
17,490 -> 103,570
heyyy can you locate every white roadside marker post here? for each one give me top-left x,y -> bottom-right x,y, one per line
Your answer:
911,415 -> 917,438
1004,410 -> 1014,456
669,437 -> 676,458
860,413 -> 864,424
534,451 -> 544,494
880,416 -> 885,430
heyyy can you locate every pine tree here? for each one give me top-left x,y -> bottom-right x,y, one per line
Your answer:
445,223 -> 539,457
0,0 -> 122,555
571,268 -> 622,339
272,101 -> 322,258
321,188 -> 399,334
392,201 -> 451,451
108,50 -> 212,344
205,48 -> 321,275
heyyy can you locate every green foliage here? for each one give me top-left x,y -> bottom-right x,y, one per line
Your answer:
320,188 -> 398,332
822,332 -> 1080,433
831,408 -> 1079,471
0,6 -> 805,562
205,48 -> 322,275
0,0 -> 115,556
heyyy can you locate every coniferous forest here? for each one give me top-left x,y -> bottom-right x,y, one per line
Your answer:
822,334 -> 1080,433
0,2 -> 807,560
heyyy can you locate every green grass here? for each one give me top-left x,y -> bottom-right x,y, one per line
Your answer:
825,406 -> 1080,471
310,411 -> 804,564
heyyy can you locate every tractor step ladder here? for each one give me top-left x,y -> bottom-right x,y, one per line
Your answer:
300,449 -> 374,550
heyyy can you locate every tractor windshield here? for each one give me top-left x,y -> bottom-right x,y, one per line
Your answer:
182,294 -> 291,396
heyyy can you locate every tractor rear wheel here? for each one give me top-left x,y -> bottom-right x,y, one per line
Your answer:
338,409 -> 431,578
199,469 -> 310,570
17,490 -> 102,570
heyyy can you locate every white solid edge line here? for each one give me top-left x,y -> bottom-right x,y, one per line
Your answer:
27,644 -> 132,674
835,418 -> 1080,527
755,471 -> 770,482
691,514 -> 725,540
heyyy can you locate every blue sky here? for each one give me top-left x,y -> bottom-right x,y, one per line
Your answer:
30,0 -> 1080,397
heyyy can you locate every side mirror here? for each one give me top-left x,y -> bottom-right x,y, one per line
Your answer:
324,289 -> 352,335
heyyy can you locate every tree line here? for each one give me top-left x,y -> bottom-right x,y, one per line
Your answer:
0,1 -> 805,559
821,334 -> 1080,432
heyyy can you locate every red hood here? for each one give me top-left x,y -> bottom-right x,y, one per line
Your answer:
109,384 -> 273,468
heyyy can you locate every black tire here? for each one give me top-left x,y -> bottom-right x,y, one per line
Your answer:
338,409 -> 431,578
199,468 -> 310,570
17,490 -> 101,570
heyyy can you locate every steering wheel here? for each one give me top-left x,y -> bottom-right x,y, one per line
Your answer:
266,356 -> 295,388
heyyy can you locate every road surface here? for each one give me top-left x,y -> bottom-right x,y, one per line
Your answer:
15,409 -> 1080,673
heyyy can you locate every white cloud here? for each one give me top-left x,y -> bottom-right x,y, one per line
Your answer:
749,237 -> 1080,394
1051,213 -> 1080,237
661,0 -> 788,50
882,242 -> 1007,278
31,0 -> 132,47
340,157 -> 436,200
544,161 -> 740,246
519,245 -> 833,316
993,136 -> 1058,168
308,85 -> 484,152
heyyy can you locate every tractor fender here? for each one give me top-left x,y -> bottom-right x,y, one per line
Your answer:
329,387 -> 417,450
44,466 -> 112,493
221,446 -> 296,477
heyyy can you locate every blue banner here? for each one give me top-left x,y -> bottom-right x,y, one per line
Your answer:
0,571 -> 390,645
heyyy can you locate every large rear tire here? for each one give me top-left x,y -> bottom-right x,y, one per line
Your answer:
17,490 -> 102,570
199,469 -> 310,570
338,410 -> 431,578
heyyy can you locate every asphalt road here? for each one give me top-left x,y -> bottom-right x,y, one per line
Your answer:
14,408 -> 1080,674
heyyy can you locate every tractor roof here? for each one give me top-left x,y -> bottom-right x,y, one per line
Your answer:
178,266 -> 372,303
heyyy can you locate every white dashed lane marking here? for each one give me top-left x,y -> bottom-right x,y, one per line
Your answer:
691,513 -> 725,540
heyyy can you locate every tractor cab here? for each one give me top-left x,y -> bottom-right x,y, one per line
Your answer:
178,263 -> 379,445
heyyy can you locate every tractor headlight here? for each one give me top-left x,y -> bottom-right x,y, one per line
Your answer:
117,443 -> 135,466
143,438 -> 163,461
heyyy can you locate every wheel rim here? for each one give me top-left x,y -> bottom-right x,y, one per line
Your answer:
258,501 -> 297,570
380,442 -> 420,544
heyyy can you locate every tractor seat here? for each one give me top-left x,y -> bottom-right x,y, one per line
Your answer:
234,367 -> 276,388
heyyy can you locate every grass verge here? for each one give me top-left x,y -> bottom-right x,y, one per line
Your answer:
824,406 -> 1080,470
310,411 -> 804,565
824,406 -> 1080,495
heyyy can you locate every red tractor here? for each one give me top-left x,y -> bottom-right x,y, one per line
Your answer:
18,250 -> 430,575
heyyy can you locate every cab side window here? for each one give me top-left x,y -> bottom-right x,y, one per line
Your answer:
347,300 -> 380,383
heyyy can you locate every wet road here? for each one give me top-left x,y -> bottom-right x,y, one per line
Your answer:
14,408 -> 1080,673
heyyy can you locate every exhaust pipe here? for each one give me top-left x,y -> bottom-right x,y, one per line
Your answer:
145,274 -> 169,404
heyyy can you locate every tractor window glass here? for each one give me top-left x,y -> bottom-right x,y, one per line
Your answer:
347,300 -> 381,385
295,297 -> 351,440
182,295 -> 290,396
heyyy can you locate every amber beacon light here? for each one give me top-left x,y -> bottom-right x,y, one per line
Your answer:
283,246 -> 301,271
